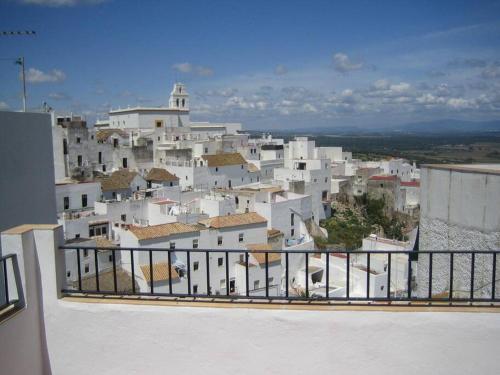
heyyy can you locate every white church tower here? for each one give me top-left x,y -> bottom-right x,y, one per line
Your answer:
169,83 -> 189,110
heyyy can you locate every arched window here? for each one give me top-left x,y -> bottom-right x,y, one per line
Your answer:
176,98 -> 180,107
182,98 -> 185,107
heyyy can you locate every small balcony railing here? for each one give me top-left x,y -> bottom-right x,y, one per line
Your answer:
0,254 -> 25,321
59,247 -> 500,306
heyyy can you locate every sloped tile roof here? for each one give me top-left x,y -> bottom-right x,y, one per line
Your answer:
129,222 -> 201,240
201,152 -> 247,167
145,168 -> 179,182
140,262 -> 179,283
246,244 -> 281,265
95,129 -> 129,142
99,169 -> 139,191
199,212 -> 267,229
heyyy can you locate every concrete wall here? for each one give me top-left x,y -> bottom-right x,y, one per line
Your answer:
417,165 -> 500,297
0,111 -> 57,251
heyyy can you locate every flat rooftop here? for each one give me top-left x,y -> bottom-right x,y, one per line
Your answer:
422,163 -> 500,175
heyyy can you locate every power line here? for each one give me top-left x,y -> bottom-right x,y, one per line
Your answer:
1,31 -> 36,36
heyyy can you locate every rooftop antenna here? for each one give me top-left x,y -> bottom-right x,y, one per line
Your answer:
1,30 -> 36,112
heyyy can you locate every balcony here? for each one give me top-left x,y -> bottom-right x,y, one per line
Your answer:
1,224 -> 500,375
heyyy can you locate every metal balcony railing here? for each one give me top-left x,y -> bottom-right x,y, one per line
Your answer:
0,254 -> 25,321
59,247 -> 500,305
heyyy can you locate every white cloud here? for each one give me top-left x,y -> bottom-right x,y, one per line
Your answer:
447,97 -> 477,109
274,64 -> 288,75
49,92 -> 70,100
24,68 -> 66,83
19,0 -> 107,6
0,101 -> 9,110
333,53 -> 363,73
172,62 -> 214,77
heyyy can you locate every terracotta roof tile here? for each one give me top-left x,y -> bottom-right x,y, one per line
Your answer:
199,212 -> 267,229
129,222 -> 201,240
246,244 -> 281,265
95,129 -> 129,142
201,152 -> 247,167
145,168 -> 179,182
140,262 -> 179,283
99,169 -> 140,191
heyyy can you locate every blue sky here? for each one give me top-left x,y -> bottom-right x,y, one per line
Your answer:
1,0 -> 500,129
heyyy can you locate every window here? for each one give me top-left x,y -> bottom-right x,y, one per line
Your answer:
235,196 -> 239,206
113,138 -> 118,148
63,139 -> 68,155
82,194 -> 88,208
77,155 -> 82,167
122,158 -> 128,168
109,254 -> 113,262
241,165 -> 244,169
204,147 -> 208,153
102,227 -> 107,235
98,152 -> 102,164
218,257 -> 223,267
63,196 -> 69,210
193,239 -> 199,249
84,265 -> 89,273
254,280 -> 260,289
193,284 -> 198,294
89,228 -> 95,237
66,271 -> 71,278
218,236 -> 223,246
291,213 -> 294,226
102,165 -> 106,172
121,214 -> 126,222
193,261 -> 199,271
215,167 -> 218,172
322,191 -> 328,200
291,228 -> 295,237
75,234 -> 80,238
112,192 -> 117,199
182,98 -> 185,107
83,249 -> 89,257
176,98 -> 180,107
76,137 -> 81,144
220,279 -> 226,289
238,233 -> 244,243
91,135 -> 94,140
214,181 -> 217,186
169,242 -> 176,250
268,277 -> 274,285
156,120 -> 163,128
325,177 -> 328,183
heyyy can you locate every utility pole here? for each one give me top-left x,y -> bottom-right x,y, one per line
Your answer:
16,57 -> 27,112
1,30 -> 36,111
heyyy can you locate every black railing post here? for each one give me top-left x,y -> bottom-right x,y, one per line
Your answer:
305,252 -> 309,298
285,252 -> 289,298
387,253 -> 391,299
492,252 -> 497,300
76,248 -> 82,291
449,253 -> 454,301
428,253 -> 433,299
225,251 -> 229,296
94,248 -> 100,292
366,253 -> 371,300
470,252 -> 475,301
168,250 -> 173,294
3,259 -> 9,303
149,249 -> 154,294
245,252 -> 249,297
325,251 -> 330,300
407,255 -> 412,299
130,249 -> 136,294
187,251 -> 191,295
346,253 -> 350,300
206,251 -> 211,296
265,252 -> 269,298
112,249 -> 118,294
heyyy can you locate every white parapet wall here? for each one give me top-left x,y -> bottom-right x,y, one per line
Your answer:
2,224 -> 500,375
